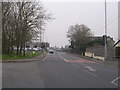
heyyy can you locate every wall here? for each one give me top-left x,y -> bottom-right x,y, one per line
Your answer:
86,46 -> 117,61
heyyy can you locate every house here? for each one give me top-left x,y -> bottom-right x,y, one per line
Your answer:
85,35 -> 116,60
107,36 -> 115,46
114,40 -> 120,47
88,35 -> 115,47
114,40 -> 120,58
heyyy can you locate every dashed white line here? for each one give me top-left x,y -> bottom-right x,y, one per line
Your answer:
59,55 -> 68,61
64,60 -> 68,62
83,70 -> 98,77
85,66 -> 96,72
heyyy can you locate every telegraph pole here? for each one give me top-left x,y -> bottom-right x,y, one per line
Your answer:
40,30 -> 42,47
118,2 -> 120,81
104,0 -> 107,62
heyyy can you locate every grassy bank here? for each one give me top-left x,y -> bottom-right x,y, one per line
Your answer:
2,51 -> 40,60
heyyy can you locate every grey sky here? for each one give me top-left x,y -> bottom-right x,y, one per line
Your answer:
41,0 -> 118,47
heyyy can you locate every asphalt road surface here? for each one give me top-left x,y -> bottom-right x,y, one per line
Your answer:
2,51 -> 119,88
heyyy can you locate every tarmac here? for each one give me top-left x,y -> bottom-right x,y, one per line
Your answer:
1,52 -> 119,67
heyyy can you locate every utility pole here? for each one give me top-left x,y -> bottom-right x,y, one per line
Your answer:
104,0 -> 107,62
44,32 -> 47,51
118,1 -> 120,41
40,30 -> 42,47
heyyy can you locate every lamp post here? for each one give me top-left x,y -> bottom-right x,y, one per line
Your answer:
104,0 -> 107,62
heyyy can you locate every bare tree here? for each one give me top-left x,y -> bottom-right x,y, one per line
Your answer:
2,2 -> 14,54
67,24 -> 93,55
2,1 -> 53,56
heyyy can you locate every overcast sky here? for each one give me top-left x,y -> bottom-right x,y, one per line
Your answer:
41,0 -> 118,47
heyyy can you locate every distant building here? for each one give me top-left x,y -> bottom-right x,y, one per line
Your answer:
89,35 -> 115,47
85,35 -> 116,60
107,36 -> 115,46
65,45 -> 69,49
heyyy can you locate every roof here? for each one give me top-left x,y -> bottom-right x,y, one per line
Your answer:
114,40 -> 120,47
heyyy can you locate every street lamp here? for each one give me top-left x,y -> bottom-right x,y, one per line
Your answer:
104,0 -> 107,62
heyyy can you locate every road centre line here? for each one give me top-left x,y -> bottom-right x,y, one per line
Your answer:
82,70 -> 98,77
59,55 -> 68,61
60,55 -> 98,77
85,66 -> 96,72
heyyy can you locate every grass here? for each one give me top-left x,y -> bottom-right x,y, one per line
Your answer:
2,51 -> 40,60
0,54 -> 2,59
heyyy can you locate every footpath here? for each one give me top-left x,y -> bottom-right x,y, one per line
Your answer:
2,53 -> 46,63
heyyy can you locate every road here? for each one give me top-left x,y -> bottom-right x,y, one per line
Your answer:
2,51 -> 119,88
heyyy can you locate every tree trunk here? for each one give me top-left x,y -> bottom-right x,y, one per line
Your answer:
16,46 -> 19,55
23,44 -> 25,57
20,45 -> 23,56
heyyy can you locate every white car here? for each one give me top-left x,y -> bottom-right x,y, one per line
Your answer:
28,47 -> 32,50
49,49 -> 54,54
32,48 -> 39,51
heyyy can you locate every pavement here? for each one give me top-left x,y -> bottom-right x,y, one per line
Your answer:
2,51 -> 119,88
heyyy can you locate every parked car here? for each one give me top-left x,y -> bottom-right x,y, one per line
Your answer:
37,47 -> 42,51
28,47 -> 32,51
32,48 -> 39,51
24,48 -> 28,50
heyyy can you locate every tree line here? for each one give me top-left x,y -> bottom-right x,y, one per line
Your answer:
2,1 -> 52,56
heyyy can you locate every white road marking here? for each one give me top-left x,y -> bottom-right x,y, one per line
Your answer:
64,60 -> 68,62
41,56 -> 47,61
59,55 -> 67,61
83,70 -> 98,77
85,66 -> 96,71
59,54 -> 98,78
59,54 -> 98,77
111,76 -> 120,86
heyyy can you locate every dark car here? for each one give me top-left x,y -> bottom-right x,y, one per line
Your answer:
49,50 -> 54,54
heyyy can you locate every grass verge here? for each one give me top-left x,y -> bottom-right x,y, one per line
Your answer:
0,55 -> 2,59
2,51 -> 40,60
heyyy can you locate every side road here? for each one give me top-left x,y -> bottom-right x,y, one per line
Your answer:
62,51 -> 119,67
2,53 -> 46,63
72,53 -> 119,67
